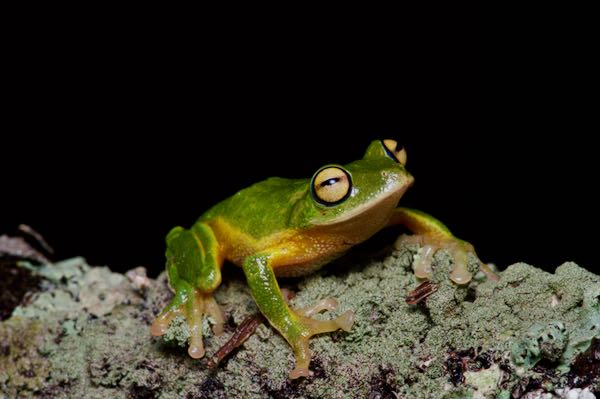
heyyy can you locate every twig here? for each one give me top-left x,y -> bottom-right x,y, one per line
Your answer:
405,280 -> 438,305
207,312 -> 265,369
18,224 -> 54,255
0,235 -> 49,263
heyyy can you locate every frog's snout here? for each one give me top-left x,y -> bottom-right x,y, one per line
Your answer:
382,170 -> 414,190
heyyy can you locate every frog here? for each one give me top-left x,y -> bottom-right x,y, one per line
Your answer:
151,139 -> 490,379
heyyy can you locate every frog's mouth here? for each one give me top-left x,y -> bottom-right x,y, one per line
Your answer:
313,176 -> 413,230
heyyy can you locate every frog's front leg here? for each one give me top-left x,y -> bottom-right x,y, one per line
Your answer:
151,224 -> 225,358
242,253 -> 354,379
389,207 -> 498,284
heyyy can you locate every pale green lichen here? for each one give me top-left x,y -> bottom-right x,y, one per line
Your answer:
512,321 -> 569,368
1,246 -> 599,398
464,364 -> 502,399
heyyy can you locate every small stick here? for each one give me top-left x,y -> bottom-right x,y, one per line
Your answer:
207,312 -> 265,369
0,235 -> 49,263
406,280 -> 438,305
207,289 -> 295,369
18,224 -> 54,255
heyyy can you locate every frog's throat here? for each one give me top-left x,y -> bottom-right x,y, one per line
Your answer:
313,182 -> 410,228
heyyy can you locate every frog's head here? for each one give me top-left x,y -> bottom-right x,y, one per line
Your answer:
298,139 -> 414,241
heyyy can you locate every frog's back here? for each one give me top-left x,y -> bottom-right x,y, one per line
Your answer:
199,176 -> 308,241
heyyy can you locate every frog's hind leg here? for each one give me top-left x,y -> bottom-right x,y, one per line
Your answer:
243,253 -> 354,379
151,223 -> 225,358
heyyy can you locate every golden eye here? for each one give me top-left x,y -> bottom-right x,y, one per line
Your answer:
382,139 -> 407,165
311,166 -> 352,206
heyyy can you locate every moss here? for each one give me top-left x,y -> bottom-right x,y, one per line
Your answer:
0,317 -> 50,397
1,246 -> 600,398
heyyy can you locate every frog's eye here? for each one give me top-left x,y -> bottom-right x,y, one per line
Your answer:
382,139 -> 407,165
311,166 -> 352,206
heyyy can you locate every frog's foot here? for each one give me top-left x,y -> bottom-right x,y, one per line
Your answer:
151,289 -> 225,359
397,233 -> 493,284
287,299 -> 355,379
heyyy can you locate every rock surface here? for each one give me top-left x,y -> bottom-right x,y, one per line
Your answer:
1,244 -> 599,398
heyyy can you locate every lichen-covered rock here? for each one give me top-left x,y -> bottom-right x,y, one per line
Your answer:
1,246 -> 599,398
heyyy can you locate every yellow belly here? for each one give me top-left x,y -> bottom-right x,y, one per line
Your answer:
207,218 -> 355,277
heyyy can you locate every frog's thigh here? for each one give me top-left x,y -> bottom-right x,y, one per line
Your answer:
188,223 -> 225,333
190,223 -> 222,292
242,252 -> 353,378
165,224 -> 223,293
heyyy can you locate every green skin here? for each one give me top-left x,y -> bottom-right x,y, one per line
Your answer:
152,139 -> 483,379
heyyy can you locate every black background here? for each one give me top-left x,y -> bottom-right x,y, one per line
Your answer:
2,5 -> 597,277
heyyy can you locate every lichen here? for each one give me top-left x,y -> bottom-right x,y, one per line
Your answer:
1,247 -> 599,398
0,317 -> 50,397
464,364 -> 501,399
512,322 -> 569,369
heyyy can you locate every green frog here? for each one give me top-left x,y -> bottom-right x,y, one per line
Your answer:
151,139 -> 489,378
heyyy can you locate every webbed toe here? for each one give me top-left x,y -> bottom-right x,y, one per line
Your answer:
151,288 -> 224,359
286,299 -> 354,379
397,233 -> 494,285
